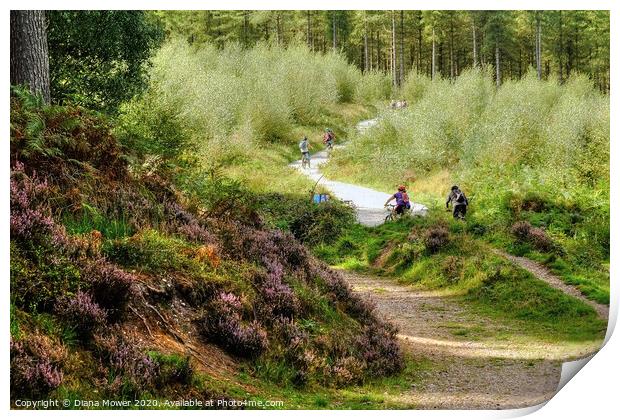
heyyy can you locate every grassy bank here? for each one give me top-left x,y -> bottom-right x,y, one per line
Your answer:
323,69 -> 609,304
9,90 -> 401,407
315,213 -> 606,344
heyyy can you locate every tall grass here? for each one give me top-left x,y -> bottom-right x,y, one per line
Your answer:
125,39 -> 390,163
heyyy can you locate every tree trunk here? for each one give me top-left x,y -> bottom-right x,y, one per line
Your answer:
558,11 -> 564,82
332,12 -> 337,51
472,21 -> 478,68
536,13 -> 542,80
243,11 -> 249,47
364,14 -> 369,72
418,13 -> 423,71
431,27 -> 436,80
400,10 -> 405,85
10,10 -> 50,103
495,41 -> 501,87
391,11 -> 397,87
306,10 -> 311,49
376,31 -> 381,71
449,16 -> 455,78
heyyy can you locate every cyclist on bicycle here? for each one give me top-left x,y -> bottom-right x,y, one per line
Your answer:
323,128 -> 334,150
385,185 -> 411,215
299,136 -> 310,167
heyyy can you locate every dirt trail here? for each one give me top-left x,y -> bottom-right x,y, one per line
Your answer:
341,271 -> 602,409
493,249 -> 609,320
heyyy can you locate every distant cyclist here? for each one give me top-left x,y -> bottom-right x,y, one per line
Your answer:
446,185 -> 468,219
299,136 -> 310,168
323,128 -> 334,150
384,185 -> 411,216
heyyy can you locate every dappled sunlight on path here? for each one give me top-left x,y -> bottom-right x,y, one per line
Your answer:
340,270 -> 603,409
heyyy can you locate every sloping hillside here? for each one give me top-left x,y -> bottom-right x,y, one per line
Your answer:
9,92 -> 403,406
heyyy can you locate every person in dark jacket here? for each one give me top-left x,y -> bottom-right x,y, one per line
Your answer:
446,185 -> 468,219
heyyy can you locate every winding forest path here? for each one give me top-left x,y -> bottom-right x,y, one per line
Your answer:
341,270 -> 602,409
493,249 -> 609,320
289,119 -> 428,226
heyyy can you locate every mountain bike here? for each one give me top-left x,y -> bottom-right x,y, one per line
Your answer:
384,204 -> 409,222
384,204 -> 397,222
301,152 -> 311,169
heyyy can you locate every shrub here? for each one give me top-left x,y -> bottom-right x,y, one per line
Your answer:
147,352 -> 194,387
10,162 -> 54,241
258,265 -> 300,320
320,267 -> 354,303
355,70 -> 392,103
201,292 -> 268,359
10,93 -> 128,181
356,321 -> 403,376
54,291 -> 107,338
177,222 -> 217,244
423,225 -> 450,254
94,332 -> 158,396
289,201 -> 356,246
84,259 -> 136,321
115,88 -> 189,161
441,256 -> 463,284
510,220 -> 533,240
528,226 -> 554,252
510,220 -> 554,252
329,356 -> 366,387
10,334 -> 66,399
11,242 -> 83,312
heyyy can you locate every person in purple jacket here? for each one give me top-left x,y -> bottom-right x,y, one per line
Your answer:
384,185 -> 411,215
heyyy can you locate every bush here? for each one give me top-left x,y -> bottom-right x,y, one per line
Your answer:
355,70 -> 392,103
147,352 -> 194,387
94,332 -> 158,397
11,242 -> 83,312
356,321 -> 403,376
84,259 -> 136,321
115,88 -> 190,161
329,356 -> 365,386
258,265 -> 300,320
528,227 -> 554,252
423,225 -> 450,254
510,220 -> 533,241
289,200 -> 356,246
54,291 -> 107,339
10,162 -> 54,241
10,334 -> 66,399
201,292 -> 268,359
510,220 -> 554,252
441,256 -> 463,284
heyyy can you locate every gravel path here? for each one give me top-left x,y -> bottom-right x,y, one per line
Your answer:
289,119 -> 428,226
341,271 -> 602,409
493,249 -> 609,320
